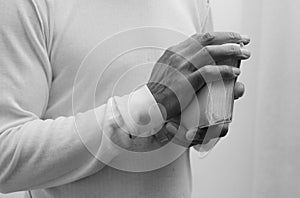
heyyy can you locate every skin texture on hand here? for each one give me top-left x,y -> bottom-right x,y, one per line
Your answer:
148,32 -> 251,147
155,83 -> 245,148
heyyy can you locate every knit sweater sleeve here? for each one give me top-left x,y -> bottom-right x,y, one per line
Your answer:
0,0 -> 164,193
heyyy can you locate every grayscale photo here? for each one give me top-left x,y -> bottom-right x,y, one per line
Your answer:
0,0 -> 299,198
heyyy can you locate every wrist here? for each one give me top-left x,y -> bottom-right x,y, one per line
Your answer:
114,85 -> 165,137
147,82 -> 180,120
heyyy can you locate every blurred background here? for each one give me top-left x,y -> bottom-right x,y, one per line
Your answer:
191,0 -> 300,198
1,0 -> 299,197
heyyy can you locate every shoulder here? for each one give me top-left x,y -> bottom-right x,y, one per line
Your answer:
0,0 -> 46,22
0,0 -> 50,46
0,0 -> 52,18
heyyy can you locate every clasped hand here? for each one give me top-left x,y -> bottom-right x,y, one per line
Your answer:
147,32 -> 251,148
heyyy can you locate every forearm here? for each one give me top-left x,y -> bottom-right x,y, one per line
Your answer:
0,86 -> 164,193
0,102 -> 115,193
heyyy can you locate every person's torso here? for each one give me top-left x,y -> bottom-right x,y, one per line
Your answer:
29,0 -> 211,197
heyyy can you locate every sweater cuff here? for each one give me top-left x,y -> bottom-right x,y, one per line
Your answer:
114,85 -> 165,137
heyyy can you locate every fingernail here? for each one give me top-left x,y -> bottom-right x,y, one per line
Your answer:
232,68 -> 240,75
241,48 -> 251,57
241,35 -> 250,42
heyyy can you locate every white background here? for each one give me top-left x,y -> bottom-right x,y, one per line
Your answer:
191,0 -> 256,197
192,0 -> 300,198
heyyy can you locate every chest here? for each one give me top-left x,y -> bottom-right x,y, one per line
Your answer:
44,0 -> 209,151
46,0 -> 209,115
49,0 -> 207,79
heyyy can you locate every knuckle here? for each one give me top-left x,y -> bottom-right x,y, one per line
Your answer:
200,65 -> 210,74
202,32 -> 215,42
227,32 -> 241,40
162,46 -> 176,59
203,45 -> 209,51
160,48 -> 173,60
227,45 -> 239,55
221,65 -> 231,73
200,46 -> 213,58
169,54 -> 183,65
192,33 -> 203,42
183,60 -> 197,71
220,66 -> 234,78
191,33 -> 201,40
202,46 -> 210,54
191,34 -> 204,47
166,46 -> 176,53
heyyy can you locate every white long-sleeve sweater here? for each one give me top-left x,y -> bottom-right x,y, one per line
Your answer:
0,0 -> 213,197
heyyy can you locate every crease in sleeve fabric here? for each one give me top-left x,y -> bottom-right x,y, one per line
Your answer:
0,0 -> 213,197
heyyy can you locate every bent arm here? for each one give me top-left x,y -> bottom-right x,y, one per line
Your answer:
0,0 -> 163,193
